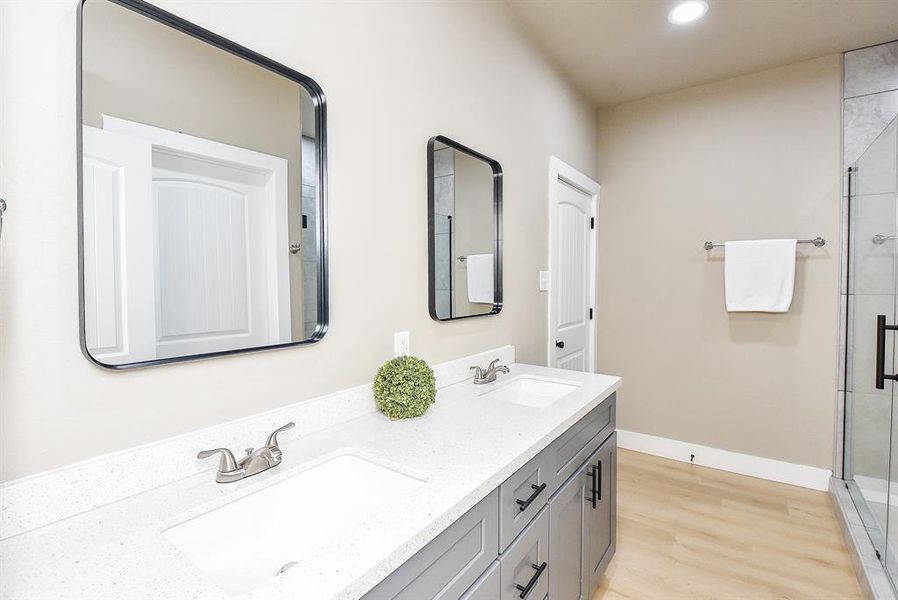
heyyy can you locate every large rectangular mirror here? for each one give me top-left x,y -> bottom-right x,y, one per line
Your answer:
78,0 -> 327,368
427,136 -> 502,321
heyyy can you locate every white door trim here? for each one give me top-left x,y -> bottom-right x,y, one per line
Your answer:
547,156 -> 600,372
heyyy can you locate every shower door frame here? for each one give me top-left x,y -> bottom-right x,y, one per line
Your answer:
841,118 -> 898,591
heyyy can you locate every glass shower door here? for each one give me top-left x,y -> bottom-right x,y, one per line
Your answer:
845,115 -> 898,584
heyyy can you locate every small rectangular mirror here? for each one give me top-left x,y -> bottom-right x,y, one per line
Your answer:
428,136 -> 502,321
78,0 -> 327,368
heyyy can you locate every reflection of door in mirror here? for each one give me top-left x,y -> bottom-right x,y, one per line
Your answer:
80,0 -> 325,367
83,118 -> 290,362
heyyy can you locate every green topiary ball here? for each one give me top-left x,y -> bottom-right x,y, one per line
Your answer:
373,356 -> 437,419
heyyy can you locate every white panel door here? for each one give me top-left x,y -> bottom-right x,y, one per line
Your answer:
101,116 -> 291,358
82,126 -> 157,363
152,154 -> 273,358
549,159 -> 598,372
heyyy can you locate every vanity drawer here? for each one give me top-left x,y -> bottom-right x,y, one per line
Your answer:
499,506 -> 549,600
544,393 -> 615,492
362,489 -> 499,600
498,449 -> 553,551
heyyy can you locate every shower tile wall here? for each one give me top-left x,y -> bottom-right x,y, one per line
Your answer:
844,42 -> 898,169
301,136 -> 318,336
433,147 -> 455,318
840,40 -> 898,481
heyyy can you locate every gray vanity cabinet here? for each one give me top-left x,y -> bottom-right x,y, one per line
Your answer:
365,395 -> 617,600
361,490 -> 499,600
583,433 -> 616,593
547,459 -> 589,600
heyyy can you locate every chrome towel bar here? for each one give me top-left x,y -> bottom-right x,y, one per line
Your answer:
703,236 -> 825,251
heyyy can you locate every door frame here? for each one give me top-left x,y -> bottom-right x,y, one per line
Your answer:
547,156 -> 599,372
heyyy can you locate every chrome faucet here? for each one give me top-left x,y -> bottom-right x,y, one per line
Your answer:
471,358 -> 510,385
197,422 -> 295,484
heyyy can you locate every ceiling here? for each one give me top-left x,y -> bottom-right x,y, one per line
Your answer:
505,0 -> 898,108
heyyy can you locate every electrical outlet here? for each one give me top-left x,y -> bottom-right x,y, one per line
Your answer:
539,271 -> 550,292
394,331 -> 410,357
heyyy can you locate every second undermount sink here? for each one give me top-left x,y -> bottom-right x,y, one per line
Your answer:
481,375 -> 580,408
163,450 -> 425,595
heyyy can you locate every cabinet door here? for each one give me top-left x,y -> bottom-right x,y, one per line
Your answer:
548,457 -> 589,600
460,560 -> 500,600
583,432 -> 616,595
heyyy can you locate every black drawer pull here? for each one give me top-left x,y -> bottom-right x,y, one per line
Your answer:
515,483 -> 546,512
876,315 -> 898,389
515,561 -> 547,599
597,459 -> 603,501
586,463 -> 598,508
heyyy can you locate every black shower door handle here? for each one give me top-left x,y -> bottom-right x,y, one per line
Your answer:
876,315 -> 898,389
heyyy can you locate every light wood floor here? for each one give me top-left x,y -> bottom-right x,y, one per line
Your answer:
593,449 -> 862,600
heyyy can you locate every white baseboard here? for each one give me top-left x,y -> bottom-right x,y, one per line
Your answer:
617,429 -> 832,491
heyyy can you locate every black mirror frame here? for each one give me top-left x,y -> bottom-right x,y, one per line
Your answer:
76,0 -> 329,369
427,135 -> 503,322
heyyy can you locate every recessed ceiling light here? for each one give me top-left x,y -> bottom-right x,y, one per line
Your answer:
668,0 -> 709,24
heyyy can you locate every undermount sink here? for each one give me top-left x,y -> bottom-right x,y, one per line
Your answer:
481,375 -> 580,408
163,450 -> 425,595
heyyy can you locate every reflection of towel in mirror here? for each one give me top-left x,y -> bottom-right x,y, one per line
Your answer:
724,239 -> 796,312
466,254 -> 494,304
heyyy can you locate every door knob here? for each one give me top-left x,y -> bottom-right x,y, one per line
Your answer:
555,340 -> 564,349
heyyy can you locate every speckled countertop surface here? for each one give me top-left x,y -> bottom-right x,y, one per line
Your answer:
0,363 -> 620,600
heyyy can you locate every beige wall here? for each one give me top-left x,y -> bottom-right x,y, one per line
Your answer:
0,0 -> 597,481
596,55 -> 842,469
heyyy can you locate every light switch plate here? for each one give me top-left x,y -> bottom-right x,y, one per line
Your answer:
394,331 -> 410,357
539,271 -> 550,292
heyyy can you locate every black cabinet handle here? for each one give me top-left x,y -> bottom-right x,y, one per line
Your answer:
515,483 -> 547,512
586,464 -> 598,508
876,315 -> 898,389
555,340 -> 564,349
515,562 -> 547,599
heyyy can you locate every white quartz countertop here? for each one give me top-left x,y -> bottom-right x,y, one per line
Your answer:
0,363 -> 620,600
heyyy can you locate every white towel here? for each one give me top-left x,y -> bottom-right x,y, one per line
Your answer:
724,239 -> 796,312
465,253 -> 494,304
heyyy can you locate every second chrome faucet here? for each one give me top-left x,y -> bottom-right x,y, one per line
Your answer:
197,422 -> 295,484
